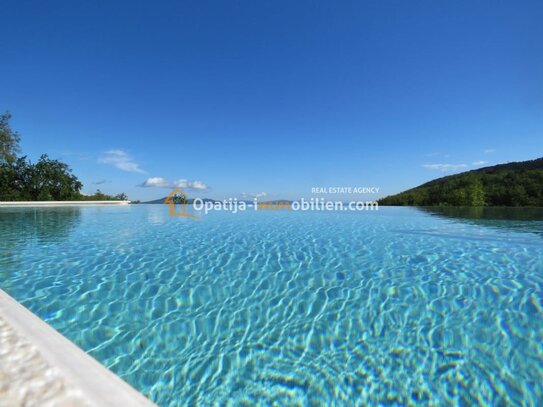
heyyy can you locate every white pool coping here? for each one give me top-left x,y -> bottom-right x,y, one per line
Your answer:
0,289 -> 155,406
0,201 -> 131,206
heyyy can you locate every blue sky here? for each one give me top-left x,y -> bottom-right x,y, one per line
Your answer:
1,0 -> 542,201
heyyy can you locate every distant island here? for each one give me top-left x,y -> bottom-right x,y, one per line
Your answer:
143,197 -> 219,204
379,157 -> 543,207
142,197 -> 293,205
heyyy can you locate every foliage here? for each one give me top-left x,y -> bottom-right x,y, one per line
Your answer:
78,190 -> 128,201
379,158 -> 543,207
0,112 -> 21,164
0,155 -> 82,201
0,113 -> 128,201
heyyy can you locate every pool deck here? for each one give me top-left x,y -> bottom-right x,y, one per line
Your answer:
0,289 -> 155,406
0,201 -> 131,206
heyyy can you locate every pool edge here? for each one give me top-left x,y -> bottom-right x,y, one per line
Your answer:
0,289 -> 156,406
0,201 -> 131,206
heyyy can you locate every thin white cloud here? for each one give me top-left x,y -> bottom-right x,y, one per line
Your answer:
173,179 -> 208,190
472,160 -> 488,165
483,148 -> 496,154
139,177 -> 209,190
139,177 -> 171,188
99,149 -> 145,173
423,163 -> 468,172
241,192 -> 267,199
190,180 -> 208,190
172,179 -> 188,188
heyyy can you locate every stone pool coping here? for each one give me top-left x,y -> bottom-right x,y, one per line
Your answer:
0,289 -> 155,406
0,201 -> 131,206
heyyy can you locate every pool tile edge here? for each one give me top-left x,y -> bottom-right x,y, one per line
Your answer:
0,289 -> 156,407
0,201 -> 131,206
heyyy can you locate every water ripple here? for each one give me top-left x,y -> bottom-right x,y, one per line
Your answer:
1,206 -> 542,405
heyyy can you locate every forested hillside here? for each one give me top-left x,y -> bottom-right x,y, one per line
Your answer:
379,158 -> 543,206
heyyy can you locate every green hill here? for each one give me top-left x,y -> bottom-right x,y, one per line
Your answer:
379,157 -> 543,207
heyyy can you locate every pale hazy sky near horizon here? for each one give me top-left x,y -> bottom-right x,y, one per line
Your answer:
1,0 -> 542,201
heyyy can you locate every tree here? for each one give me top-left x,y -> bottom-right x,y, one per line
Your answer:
0,112 -> 129,201
468,179 -> 486,206
78,189 -> 129,201
0,155 -> 82,201
0,112 -> 21,164
92,189 -> 107,200
31,155 -> 83,200
0,159 -> 22,200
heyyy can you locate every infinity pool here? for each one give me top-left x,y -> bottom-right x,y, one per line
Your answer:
1,206 -> 542,405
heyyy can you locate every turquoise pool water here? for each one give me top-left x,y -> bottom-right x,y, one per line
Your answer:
1,205 -> 542,405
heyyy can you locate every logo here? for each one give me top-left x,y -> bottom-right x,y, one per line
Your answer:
164,188 -> 198,219
164,188 -> 378,216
